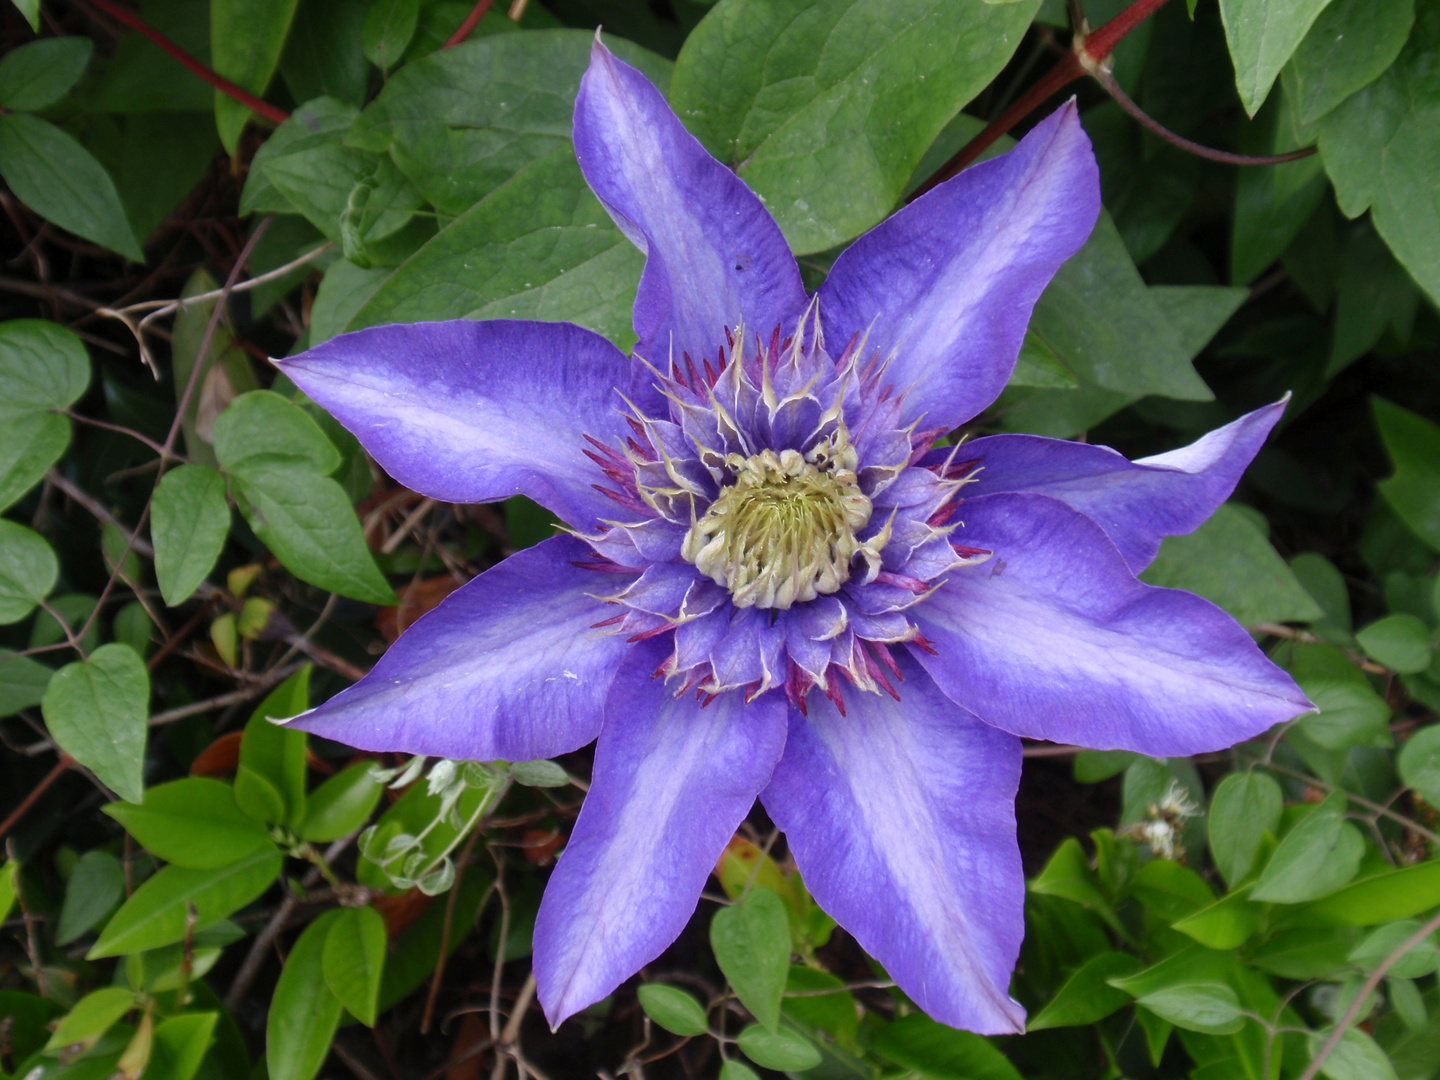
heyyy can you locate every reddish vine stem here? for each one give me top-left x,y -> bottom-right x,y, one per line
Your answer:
0,756 -> 72,843
79,0 -> 290,126
443,0 -> 495,48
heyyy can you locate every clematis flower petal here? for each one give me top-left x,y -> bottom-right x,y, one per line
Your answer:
573,41 -> 807,365
286,537 -> 627,762
818,102 -> 1099,432
277,319 -> 655,531
959,399 -> 1287,572
533,640 -> 788,1027
914,492 -> 1311,756
761,655 -> 1026,1034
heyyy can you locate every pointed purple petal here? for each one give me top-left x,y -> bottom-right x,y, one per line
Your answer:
574,41 -> 807,365
912,493 -> 1311,756
288,536 -> 626,761
819,103 -> 1099,431
277,319 -> 653,530
533,641 -> 788,1027
762,659 -> 1026,1034
959,399 -> 1287,573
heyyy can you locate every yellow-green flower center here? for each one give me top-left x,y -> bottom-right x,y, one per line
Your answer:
681,436 -> 886,610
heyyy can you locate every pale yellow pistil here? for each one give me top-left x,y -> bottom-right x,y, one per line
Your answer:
681,438 -> 887,610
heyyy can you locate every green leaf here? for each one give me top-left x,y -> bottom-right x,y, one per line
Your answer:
310,260 -> 391,344
1305,1027 -> 1399,1080
211,0 -> 302,153
1357,613 -> 1434,673
300,762 -> 384,842
10,0 -> 38,32
1127,859 -> 1215,922
781,965 -> 856,1044
0,858 -> 15,924
1328,221 -> 1420,377
1220,0 -> 1335,115
0,318 -> 91,419
43,644 -> 149,803
0,412 -> 69,512
670,0 -> 1038,253
236,667 -> 310,827
1349,919 -> 1439,978
1388,975 -> 1427,1031
1252,927 -> 1362,978
1029,836 -> 1120,929
104,778 -> 273,868
1171,886 -> 1266,949
1029,213 -> 1212,401
349,30 -> 670,216
636,984 -> 709,1036
1073,749 -> 1142,784
148,1013 -> 218,1080
1400,725 -> 1440,805
719,1063 -> 759,1080
0,38 -> 93,111
1252,791 -> 1365,902
240,97 -> 358,216
0,990 -> 62,1065
1289,0 -> 1414,123
1286,642 -> 1394,750
0,114 -> 143,261
1140,504 -> 1324,626
55,850 -> 126,946
321,905 -> 386,1026
1375,396 -> 1440,551
89,846 -> 283,957
508,760 -> 570,788
871,1013 -> 1023,1079
711,887 -> 791,1031
214,391 -> 341,475
1208,771 -> 1284,886
1137,982 -> 1245,1035
362,0 -> 418,68
45,987 -> 137,1051
0,520 -> 56,624
0,648 -> 52,717
736,1024 -> 821,1072
1028,952 -> 1142,1031
280,0 -> 369,107
269,909 -> 345,1080
231,461 -> 395,604
1288,860 -> 1440,927
1291,553 -> 1354,640
152,464 -> 231,606
353,147 -> 642,350
1149,285 -> 1250,358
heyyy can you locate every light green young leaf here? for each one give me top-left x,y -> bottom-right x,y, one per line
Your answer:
736,1024 -> 821,1072
44,987 -> 138,1051
0,38 -> 94,111
0,114 -> 144,261
236,667 -> 311,827
269,909 -> 346,1080
711,887 -> 791,1031
362,0 -> 419,69
0,520 -> 57,624
322,906 -> 386,1026
55,850 -> 126,946
670,0 -> 1038,253
1208,771 -> 1284,886
43,644 -> 149,803
1252,791 -> 1364,902
508,760 -> 570,788
1220,0 -> 1335,115
9,0 -> 38,32
231,460 -> 396,604
152,464 -> 231,606
637,984 -> 708,1036
1357,613 -> 1433,673
104,777 -> 273,868
148,1013 -> 218,1080
89,846 -> 284,957
1140,504 -> 1324,626
211,0 -> 302,153
213,391 -> 341,475
1288,0 -> 1414,123
1374,396 -> 1440,551
0,859 -> 15,924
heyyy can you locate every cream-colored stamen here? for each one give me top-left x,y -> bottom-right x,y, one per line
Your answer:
681,429 -> 886,610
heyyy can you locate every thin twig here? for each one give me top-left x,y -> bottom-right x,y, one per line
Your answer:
444,0 -> 495,47
1263,761 -> 1440,848
0,757 -> 72,842
422,825 -> 486,1033
1298,908 -> 1440,1080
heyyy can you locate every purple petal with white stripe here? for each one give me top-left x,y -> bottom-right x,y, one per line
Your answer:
818,102 -> 1099,432
573,41 -> 807,365
533,641 -> 789,1027
762,655 -> 1026,1034
287,537 -> 626,762
958,399 -> 1286,572
913,493 -> 1312,756
277,319 -> 655,531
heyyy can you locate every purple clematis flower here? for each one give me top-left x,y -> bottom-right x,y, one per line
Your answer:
277,42 -> 1311,1034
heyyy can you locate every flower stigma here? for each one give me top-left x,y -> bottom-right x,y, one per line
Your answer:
681,427 -> 889,610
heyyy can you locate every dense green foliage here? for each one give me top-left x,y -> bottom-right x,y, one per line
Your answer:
2,0 -> 1440,1077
